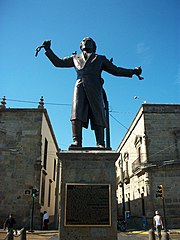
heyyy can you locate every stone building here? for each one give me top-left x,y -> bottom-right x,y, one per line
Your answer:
116,103 -> 180,229
0,103 -> 60,229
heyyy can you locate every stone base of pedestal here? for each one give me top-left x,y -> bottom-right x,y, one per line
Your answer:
58,150 -> 119,240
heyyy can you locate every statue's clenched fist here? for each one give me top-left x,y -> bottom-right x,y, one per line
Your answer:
133,66 -> 144,80
43,40 -> 51,51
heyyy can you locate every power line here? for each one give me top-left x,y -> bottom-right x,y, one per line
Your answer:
109,113 -> 180,159
147,140 -> 180,159
110,113 -> 129,131
4,98 -> 135,114
110,113 -> 139,138
1,98 -> 180,159
5,98 -> 71,106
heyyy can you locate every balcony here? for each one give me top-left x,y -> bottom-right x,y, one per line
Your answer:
132,158 -> 142,173
132,158 -> 154,174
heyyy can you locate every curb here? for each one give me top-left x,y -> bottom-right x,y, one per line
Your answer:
0,229 -> 59,235
127,229 -> 180,235
27,230 -> 58,234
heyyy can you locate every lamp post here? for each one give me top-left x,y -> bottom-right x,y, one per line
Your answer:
162,197 -> 167,232
156,184 -> 168,232
30,189 -> 39,232
30,196 -> 35,232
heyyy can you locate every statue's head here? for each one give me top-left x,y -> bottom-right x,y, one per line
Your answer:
80,37 -> 96,53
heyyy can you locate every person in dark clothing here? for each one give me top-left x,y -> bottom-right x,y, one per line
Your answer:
4,214 -> 17,235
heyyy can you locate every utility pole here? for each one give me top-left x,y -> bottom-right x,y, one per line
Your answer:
30,188 -> 39,232
30,196 -> 35,232
162,197 -> 167,232
156,184 -> 167,231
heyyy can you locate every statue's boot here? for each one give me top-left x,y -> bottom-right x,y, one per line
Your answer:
69,120 -> 82,148
95,126 -> 105,148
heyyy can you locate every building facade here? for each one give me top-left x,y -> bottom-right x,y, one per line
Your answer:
116,104 -> 180,229
0,106 -> 60,229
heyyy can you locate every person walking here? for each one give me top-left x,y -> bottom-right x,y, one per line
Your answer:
43,211 -> 49,230
153,210 -> 163,239
4,213 -> 17,238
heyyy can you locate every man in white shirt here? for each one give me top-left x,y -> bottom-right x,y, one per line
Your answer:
43,211 -> 49,230
153,211 -> 163,239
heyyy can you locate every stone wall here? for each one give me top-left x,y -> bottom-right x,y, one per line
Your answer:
0,108 -> 59,229
116,104 -> 180,229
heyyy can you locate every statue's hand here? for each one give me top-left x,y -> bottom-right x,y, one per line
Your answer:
133,66 -> 144,80
43,40 -> 51,50
133,66 -> 142,76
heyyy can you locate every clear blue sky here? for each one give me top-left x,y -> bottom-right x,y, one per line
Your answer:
1,0 -> 180,150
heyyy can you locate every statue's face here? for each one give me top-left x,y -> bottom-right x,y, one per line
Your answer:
80,37 -> 96,52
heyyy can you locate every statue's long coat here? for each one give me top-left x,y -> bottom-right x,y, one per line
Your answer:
45,49 -> 134,129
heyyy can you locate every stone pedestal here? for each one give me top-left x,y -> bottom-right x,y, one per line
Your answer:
58,149 -> 119,240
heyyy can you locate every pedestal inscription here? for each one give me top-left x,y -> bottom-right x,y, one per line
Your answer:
58,150 -> 120,240
65,184 -> 111,226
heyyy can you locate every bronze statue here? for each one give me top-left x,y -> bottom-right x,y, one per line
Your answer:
40,37 -> 143,149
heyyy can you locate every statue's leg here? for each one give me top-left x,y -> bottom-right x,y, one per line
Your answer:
94,126 -> 105,148
69,119 -> 82,148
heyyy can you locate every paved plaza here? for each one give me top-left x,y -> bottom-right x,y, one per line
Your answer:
0,229 -> 180,240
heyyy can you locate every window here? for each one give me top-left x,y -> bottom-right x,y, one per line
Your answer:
41,171 -> 47,205
53,159 -> 56,181
43,138 -> 48,169
134,136 -> 142,164
124,152 -> 129,172
48,180 -> 52,207
123,152 -> 130,184
138,146 -> 141,163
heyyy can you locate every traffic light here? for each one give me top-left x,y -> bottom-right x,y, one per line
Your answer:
31,189 -> 39,198
156,185 -> 164,198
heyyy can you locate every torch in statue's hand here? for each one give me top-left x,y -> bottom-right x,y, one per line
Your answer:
35,40 -> 51,57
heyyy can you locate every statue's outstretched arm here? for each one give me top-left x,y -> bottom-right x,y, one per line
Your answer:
103,57 -> 144,80
36,40 -> 74,68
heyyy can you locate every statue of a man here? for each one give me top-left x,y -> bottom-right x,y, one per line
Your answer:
42,37 -> 143,148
